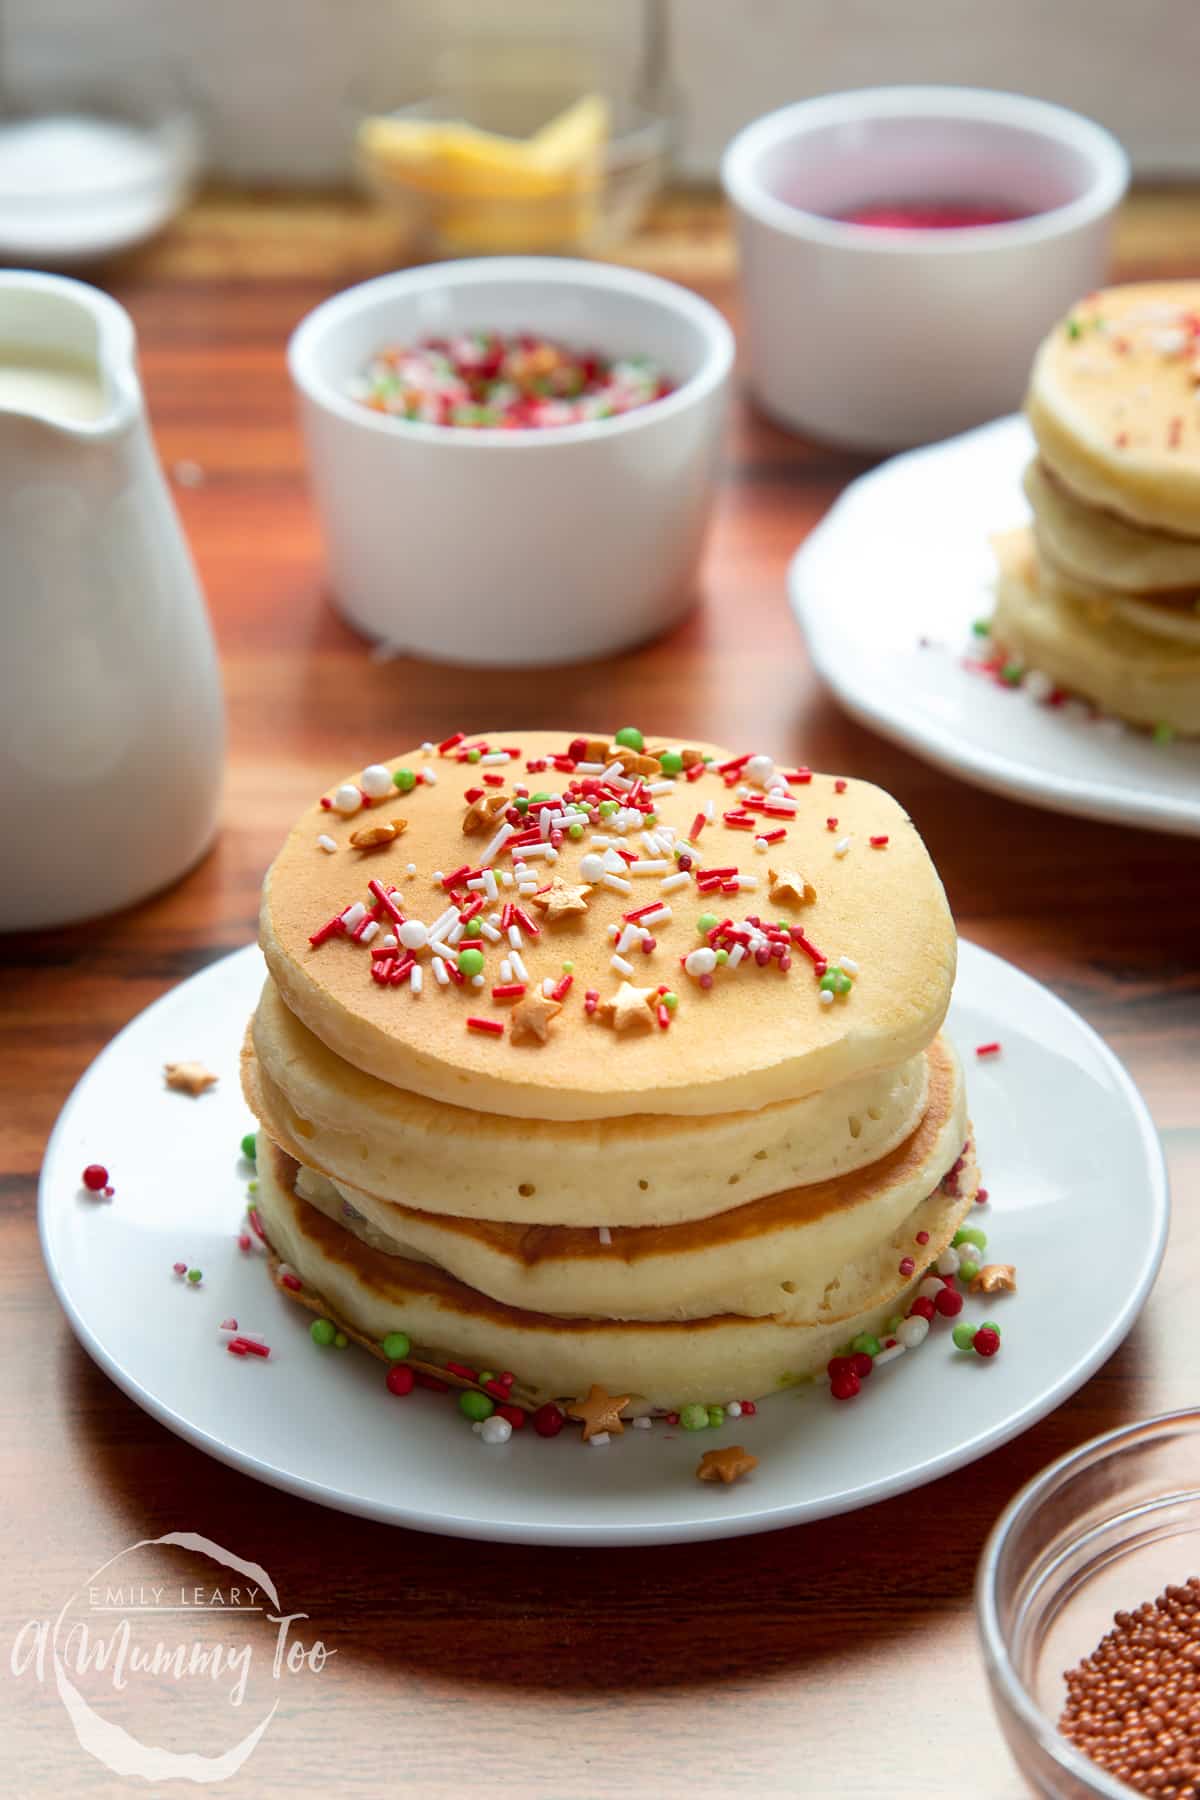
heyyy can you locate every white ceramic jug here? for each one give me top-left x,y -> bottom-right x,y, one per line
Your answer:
0,272 -> 224,929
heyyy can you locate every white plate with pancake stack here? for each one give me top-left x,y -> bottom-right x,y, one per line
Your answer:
790,288 -> 1200,839
40,732 -> 1168,1543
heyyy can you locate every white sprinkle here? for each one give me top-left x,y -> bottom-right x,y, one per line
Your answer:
611,953 -> 635,976
936,1248 -> 960,1276
834,837 -> 851,858
539,808 -> 552,840
448,922 -> 465,945
638,904 -> 671,930
873,1343 -> 906,1367
744,753 -> 775,787
510,949 -> 529,983
482,869 -> 499,902
359,920 -> 380,944
406,862 -> 416,876
603,761 -> 625,782
430,905 -> 458,940
647,780 -> 673,795
725,1401 -> 742,1419
508,925 -> 523,950
575,760 -> 605,774
480,821 -> 515,866
836,955 -> 859,975
480,1415 -> 513,1445
398,920 -> 428,950
601,872 -> 633,896
631,1415 -> 652,1430
430,940 -> 457,964
818,988 -> 834,1007
341,901 -> 367,929
432,871 -> 445,885
332,783 -> 362,816
897,1316 -> 928,1349
471,974 -> 484,989
317,833 -> 337,853
754,837 -> 769,854
729,943 -> 746,968
597,1225 -> 613,1246
360,763 -> 394,798
421,741 -> 434,755
588,1432 -> 612,1447
480,750 -> 509,765
478,919 -> 502,942
432,957 -> 450,986
500,872 -> 515,888
685,947 -> 717,977
918,1277 -> 944,1301
517,880 -> 538,896
380,932 -> 398,950
543,977 -> 556,997
517,843 -> 554,861
421,768 -> 438,786
734,875 -> 758,891
660,871 -> 691,895
410,964 -> 423,995
466,877 -> 486,892
628,858 -> 669,876
704,800 -> 715,822
499,958 -> 513,983
1023,668 -> 1054,704
616,925 -> 642,956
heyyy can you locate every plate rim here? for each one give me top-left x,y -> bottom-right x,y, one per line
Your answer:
38,940 -> 1170,1546
789,415 -> 1200,839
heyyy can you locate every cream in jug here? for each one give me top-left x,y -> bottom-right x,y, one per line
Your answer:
0,272 -> 224,929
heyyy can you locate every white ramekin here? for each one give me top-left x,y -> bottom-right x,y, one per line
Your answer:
722,86 -> 1129,450
288,259 -> 733,666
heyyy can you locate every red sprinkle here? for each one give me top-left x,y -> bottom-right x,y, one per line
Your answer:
826,818 -> 838,831
497,1404 -> 526,1429
438,732 -> 465,754
975,1042 -> 1002,1058
467,1016 -> 504,1036
491,983 -> 526,1000
415,1371 -> 450,1393
899,1256 -> 915,1276
229,1336 -> 270,1358
909,1296 -> 936,1322
830,1371 -> 861,1401
82,1163 -> 109,1192
869,835 -> 889,848
533,1402 -> 565,1438
386,1364 -> 415,1396
834,779 -> 847,794
973,1327 -> 1001,1358
975,1188 -> 990,1205
280,1272 -> 302,1292
551,973 -> 574,1003
915,1230 -> 930,1245
935,1286 -> 964,1318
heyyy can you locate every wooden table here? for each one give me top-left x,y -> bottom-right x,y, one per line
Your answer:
3,188 -> 1197,1798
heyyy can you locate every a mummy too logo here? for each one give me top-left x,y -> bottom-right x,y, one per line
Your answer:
9,1532 -> 333,1782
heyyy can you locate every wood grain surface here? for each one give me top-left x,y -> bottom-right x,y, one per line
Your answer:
2,187 -> 1198,1799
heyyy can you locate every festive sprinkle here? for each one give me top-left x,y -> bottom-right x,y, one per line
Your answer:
466,1015 -> 504,1036
975,1041 -> 1002,1058
82,1164 -> 109,1192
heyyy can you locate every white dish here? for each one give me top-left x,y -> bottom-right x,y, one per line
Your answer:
790,415 -> 1200,837
722,86 -> 1127,449
40,939 -> 1167,1547
288,259 -> 733,666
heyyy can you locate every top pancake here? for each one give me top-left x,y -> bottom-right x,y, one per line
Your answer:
260,731 -> 955,1120
1027,283 -> 1200,535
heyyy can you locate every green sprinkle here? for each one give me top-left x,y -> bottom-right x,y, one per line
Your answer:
819,969 -> 853,995
1153,721 -> 1176,745
530,791 -> 551,803
952,1322 -> 978,1350
702,753 -> 714,764
1065,317 -> 1083,340
644,812 -> 657,826
247,1179 -> 258,1194
659,750 -> 684,775
707,1405 -> 725,1429
562,960 -> 574,973
663,991 -> 678,1011
240,1133 -> 257,1161
457,947 -> 485,977
478,1371 -> 495,1384
679,1403 -> 709,1431
850,1332 -> 880,1359
958,1259 -> 980,1284
392,768 -> 417,792
461,919 -> 482,938
1000,662 -> 1024,686
697,912 -> 718,935
614,727 -> 644,751
885,1316 -> 904,1335
311,1318 -> 337,1347
715,948 -> 729,965
568,822 -> 585,840
334,1332 -> 348,1349
954,1226 -> 988,1250
459,1390 -> 494,1422
466,748 -> 482,763
971,617 -> 992,637
598,800 -> 617,819
381,1331 -> 411,1361
981,1321 -> 1002,1337
1093,316 -> 1106,331
515,796 -> 530,814
186,1267 -> 202,1285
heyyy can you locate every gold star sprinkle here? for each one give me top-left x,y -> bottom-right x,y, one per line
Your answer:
767,867 -> 816,907
696,1445 -> 759,1486
349,818 -> 406,849
598,980 -> 658,1033
528,878 -> 592,923
508,988 -> 562,1045
566,1384 -> 632,1441
968,1263 -> 1018,1295
462,793 -> 508,836
163,1061 -> 219,1096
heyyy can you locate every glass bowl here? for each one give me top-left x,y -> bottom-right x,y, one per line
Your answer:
349,87 -> 674,258
977,1410 -> 1200,1797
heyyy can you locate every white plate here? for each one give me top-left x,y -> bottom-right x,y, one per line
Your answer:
789,415 -> 1200,837
40,941 -> 1167,1546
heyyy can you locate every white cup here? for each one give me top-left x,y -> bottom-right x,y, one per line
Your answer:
722,86 -> 1129,450
288,258 -> 733,667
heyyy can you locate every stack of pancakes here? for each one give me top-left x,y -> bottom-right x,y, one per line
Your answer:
244,730 -> 977,1411
994,281 -> 1200,735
